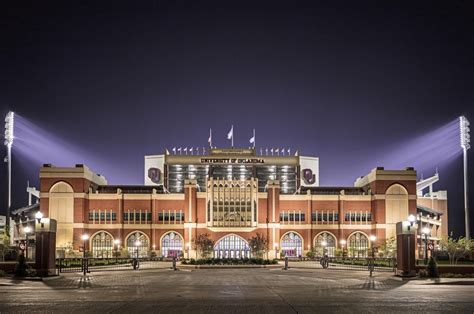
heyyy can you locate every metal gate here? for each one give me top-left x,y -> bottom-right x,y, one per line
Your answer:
56,257 -> 174,273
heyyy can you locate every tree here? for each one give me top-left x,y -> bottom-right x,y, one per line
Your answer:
248,233 -> 267,258
439,236 -> 473,265
0,235 -> 13,262
194,233 -> 215,259
378,236 -> 396,258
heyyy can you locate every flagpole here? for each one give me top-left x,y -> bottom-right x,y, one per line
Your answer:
232,125 -> 234,148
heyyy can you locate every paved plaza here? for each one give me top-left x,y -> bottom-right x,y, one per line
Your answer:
0,266 -> 473,313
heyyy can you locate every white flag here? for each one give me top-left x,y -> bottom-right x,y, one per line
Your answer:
281,148 -> 284,156
178,147 -> 182,154
208,129 -> 212,147
276,148 -> 279,155
265,148 -> 268,155
172,147 -> 176,154
227,125 -> 233,140
184,147 -> 188,155
270,148 -> 274,155
287,148 -> 290,155
249,129 -> 255,145
190,147 -> 193,155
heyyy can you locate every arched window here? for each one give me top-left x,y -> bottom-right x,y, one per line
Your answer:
314,232 -> 336,257
161,232 -> 183,258
281,232 -> 302,257
49,182 -> 74,249
213,235 -> 250,259
348,232 -> 369,258
126,231 -> 149,258
91,231 -> 114,258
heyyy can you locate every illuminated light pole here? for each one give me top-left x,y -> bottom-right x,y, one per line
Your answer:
340,239 -> 346,259
4,111 -> 14,235
421,227 -> 430,265
81,234 -> 89,276
369,235 -> 377,277
114,239 -> 121,262
460,116 -> 470,240
24,226 -> 32,261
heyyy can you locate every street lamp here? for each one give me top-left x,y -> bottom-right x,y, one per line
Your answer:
407,214 -> 416,230
340,239 -> 346,259
23,226 -> 32,260
81,234 -> 89,276
114,239 -> 121,261
321,240 -> 327,257
421,227 -> 430,265
135,240 -> 141,259
35,211 -> 44,228
460,116 -> 470,240
369,235 -> 377,277
4,111 -> 14,235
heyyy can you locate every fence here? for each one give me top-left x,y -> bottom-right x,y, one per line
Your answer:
56,257 -> 174,273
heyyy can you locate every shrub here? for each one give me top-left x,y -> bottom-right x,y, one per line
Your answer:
418,269 -> 428,278
306,250 -> 315,259
15,253 -> 28,277
427,257 -> 439,278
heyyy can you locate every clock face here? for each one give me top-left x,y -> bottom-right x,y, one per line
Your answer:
148,167 -> 162,184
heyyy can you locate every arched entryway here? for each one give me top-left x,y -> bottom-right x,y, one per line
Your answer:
280,232 -> 303,257
91,231 -> 114,258
347,232 -> 369,258
126,231 -> 149,258
314,232 -> 337,257
213,234 -> 250,258
161,231 -> 183,258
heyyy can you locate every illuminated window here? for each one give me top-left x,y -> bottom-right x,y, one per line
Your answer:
281,232 -> 302,257
91,231 -> 113,258
161,232 -> 183,258
213,235 -> 250,259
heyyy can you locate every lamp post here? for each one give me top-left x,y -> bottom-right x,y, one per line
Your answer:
114,239 -> 120,262
4,111 -> 14,236
186,242 -> 190,259
321,240 -> 327,257
81,234 -> 89,276
23,226 -> 32,261
274,243 -> 279,259
422,227 -> 430,265
369,235 -> 377,277
135,240 -> 141,259
460,116 -> 470,240
35,211 -> 44,227
340,239 -> 346,259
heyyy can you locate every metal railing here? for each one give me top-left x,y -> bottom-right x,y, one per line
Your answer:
56,257 -> 174,273
320,257 -> 397,272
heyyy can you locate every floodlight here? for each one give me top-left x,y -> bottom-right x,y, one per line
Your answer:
460,116 -> 470,150
4,111 -> 14,147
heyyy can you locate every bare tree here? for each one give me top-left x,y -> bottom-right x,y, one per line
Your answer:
194,233 -> 215,259
249,233 -> 267,258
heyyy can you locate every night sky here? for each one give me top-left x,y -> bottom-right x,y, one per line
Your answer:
1,1 -> 473,237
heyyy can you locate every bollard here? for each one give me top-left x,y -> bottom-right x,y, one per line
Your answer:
284,256 -> 288,270
172,256 -> 177,270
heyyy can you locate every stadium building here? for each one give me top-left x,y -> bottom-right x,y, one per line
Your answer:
29,147 -> 448,259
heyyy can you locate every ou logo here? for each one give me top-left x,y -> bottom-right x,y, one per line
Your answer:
148,168 -> 162,184
302,168 -> 316,185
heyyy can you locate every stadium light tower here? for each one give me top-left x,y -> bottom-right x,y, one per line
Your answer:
4,111 -> 14,235
460,115 -> 470,239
